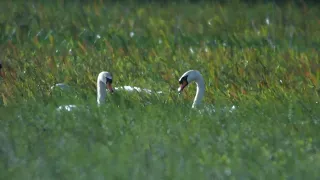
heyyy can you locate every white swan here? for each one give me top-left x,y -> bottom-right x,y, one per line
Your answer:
52,71 -> 162,111
96,71 -> 114,105
178,70 -> 236,112
51,71 -> 114,111
178,70 -> 205,109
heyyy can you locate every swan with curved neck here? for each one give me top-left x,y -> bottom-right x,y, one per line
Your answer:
97,71 -> 114,105
178,70 -> 205,108
53,71 -> 162,111
52,71 -> 114,111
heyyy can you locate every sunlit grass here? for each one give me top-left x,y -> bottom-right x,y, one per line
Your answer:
0,1 -> 319,179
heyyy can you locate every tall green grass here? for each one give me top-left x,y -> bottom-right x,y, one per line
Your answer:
0,1 -> 319,179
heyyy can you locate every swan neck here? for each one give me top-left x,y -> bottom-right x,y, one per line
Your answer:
192,74 -> 205,108
97,80 -> 106,105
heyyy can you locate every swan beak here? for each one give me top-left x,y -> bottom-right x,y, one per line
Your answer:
178,81 -> 188,93
106,83 -> 114,93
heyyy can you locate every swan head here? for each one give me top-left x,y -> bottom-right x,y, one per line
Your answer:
177,70 -> 201,93
98,71 -> 114,92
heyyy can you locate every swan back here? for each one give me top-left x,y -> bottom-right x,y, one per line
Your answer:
114,86 -> 163,94
50,83 -> 70,91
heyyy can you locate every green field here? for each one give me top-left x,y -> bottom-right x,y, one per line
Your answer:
0,1 -> 320,179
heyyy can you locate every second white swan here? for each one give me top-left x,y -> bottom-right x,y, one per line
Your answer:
178,70 -> 236,112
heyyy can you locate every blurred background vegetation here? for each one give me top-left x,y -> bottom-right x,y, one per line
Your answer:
0,0 -> 319,105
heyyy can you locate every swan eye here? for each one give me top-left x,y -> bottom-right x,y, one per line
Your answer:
106,78 -> 112,84
179,75 -> 188,84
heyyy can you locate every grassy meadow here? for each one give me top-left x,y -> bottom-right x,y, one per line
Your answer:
0,0 -> 320,179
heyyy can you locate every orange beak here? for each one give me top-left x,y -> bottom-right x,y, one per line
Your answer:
106,82 -> 114,93
178,81 -> 188,93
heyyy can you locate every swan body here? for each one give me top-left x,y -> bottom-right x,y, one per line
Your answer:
57,104 -> 77,111
50,83 -> 70,91
114,86 -> 163,94
178,70 -> 205,108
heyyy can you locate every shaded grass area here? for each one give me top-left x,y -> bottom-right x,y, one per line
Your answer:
1,98 -> 319,179
0,0 -> 319,179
